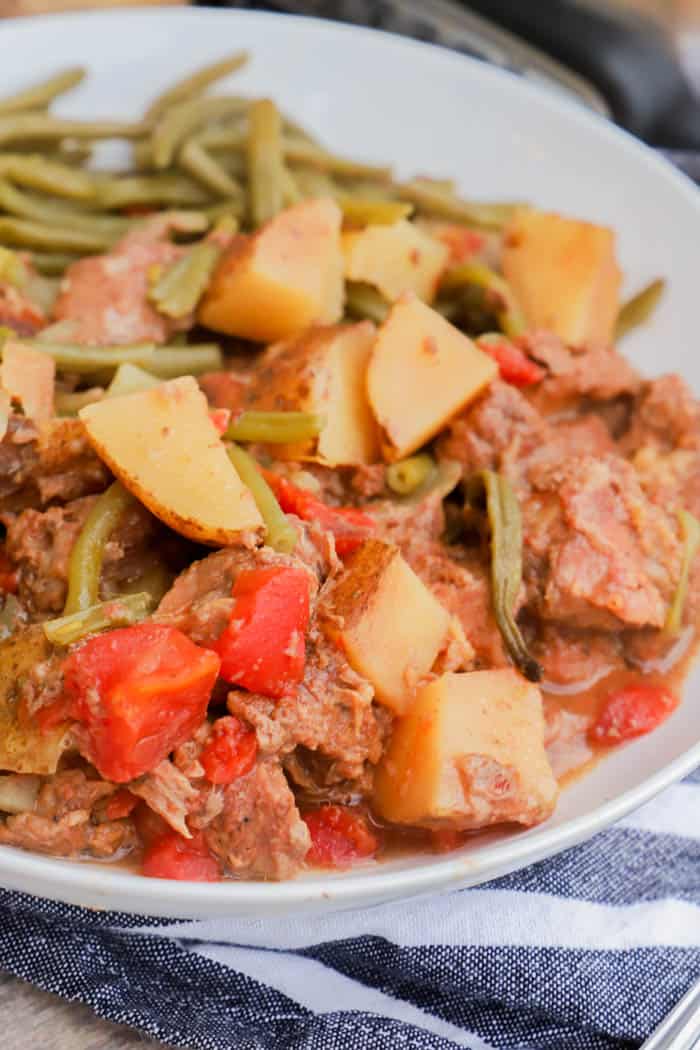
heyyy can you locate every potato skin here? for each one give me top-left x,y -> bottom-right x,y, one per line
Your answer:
80,376 -> 263,546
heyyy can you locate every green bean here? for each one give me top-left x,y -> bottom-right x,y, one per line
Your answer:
345,282 -> 390,324
147,344 -> 223,378
30,252 -> 80,276
338,197 -> 413,227
226,411 -> 326,444
293,167 -> 339,200
441,262 -> 526,339
26,341 -> 157,374
396,180 -> 520,230
44,592 -> 153,647
63,482 -> 137,616
0,246 -> 26,288
227,443 -> 297,554
107,363 -> 160,398
196,126 -> 247,152
204,199 -> 246,225
0,67 -> 86,117
151,96 -> 250,170
55,387 -> 105,416
0,179 -> 129,238
615,278 -> 665,341
402,459 -> 461,506
96,173 -> 211,210
149,238 -> 224,319
0,216 -> 113,254
145,51 -> 250,120
247,99 -> 285,227
280,167 -> 302,207
0,115 -> 147,149
386,453 -> 435,495
665,509 -> 700,635
284,139 -> 391,181
466,470 -> 542,682
0,154 -> 95,200
179,138 -> 244,200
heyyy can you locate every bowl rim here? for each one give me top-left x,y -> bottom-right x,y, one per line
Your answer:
1,4 -> 700,915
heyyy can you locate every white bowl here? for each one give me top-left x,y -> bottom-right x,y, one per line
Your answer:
1,6 -> 699,918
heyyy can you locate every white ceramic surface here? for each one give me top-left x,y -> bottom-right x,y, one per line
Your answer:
0,7 -> 699,919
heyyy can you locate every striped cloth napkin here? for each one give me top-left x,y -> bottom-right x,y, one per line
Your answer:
0,767 -> 697,1049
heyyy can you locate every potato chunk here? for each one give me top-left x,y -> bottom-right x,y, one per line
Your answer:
321,540 -> 453,714
247,321 -> 379,465
0,340 -> 54,422
80,376 -> 263,546
502,208 -> 621,347
342,220 -> 449,303
198,198 -> 344,342
0,628 -> 71,775
374,669 -> 558,829
367,294 -> 497,460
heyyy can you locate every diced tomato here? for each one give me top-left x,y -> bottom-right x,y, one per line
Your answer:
262,470 -> 374,556
304,805 -> 378,868
142,829 -> 220,882
433,224 -> 486,264
61,623 -> 220,783
133,803 -> 170,846
105,789 -> 139,821
590,684 -> 680,746
200,716 -> 257,784
209,408 -> 231,435
477,337 -> 545,388
212,567 -> 310,698
0,549 -> 17,594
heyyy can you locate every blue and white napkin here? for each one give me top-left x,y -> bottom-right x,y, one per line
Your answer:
0,767 -> 697,1050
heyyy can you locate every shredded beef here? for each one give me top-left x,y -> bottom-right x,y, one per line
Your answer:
523,454 -> 682,629
204,759 -> 310,880
523,331 -> 641,415
0,769 -> 136,860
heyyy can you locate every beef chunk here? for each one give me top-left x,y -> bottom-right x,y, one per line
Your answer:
523,454 -> 681,630
0,769 -> 136,860
205,759 -> 310,880
523,331 -> 641,415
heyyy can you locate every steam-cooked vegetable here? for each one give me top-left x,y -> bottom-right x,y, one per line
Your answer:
367,294 -> 497,460
615,278 -> 665,341
80,376 -> 264,546
145,50 -> 249,120
226,444 -> 297,554
225,410 -> 325,445
373,669 -> 558,828
149,235 -> 229,319
44,593 -> 153,647
342,219 -> 449,303
466,470 -> 542,682
198,198 -> 344,342
502,208 -> 621,346
386,453 -> 434,495
0,628 -> 72,775
246,321 -> 379,465
321,539 -> 456,714
63,481 -> 136,615
247,99 -> 285,227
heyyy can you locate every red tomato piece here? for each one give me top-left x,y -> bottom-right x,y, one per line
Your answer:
434,224 -> 486,264
262,470 -> 374,556
477,337 -> 545,388
133,803 -> 170,846
212,567 -> 310,698
104,789 -> 139,821
304,806 -> 378,868
142,829 -> 220,882
200,716 -> 257,785
62,623 -> 220,783
209,408 -> 231,434
0,549 -> 18,595
590,684 -> 679,746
